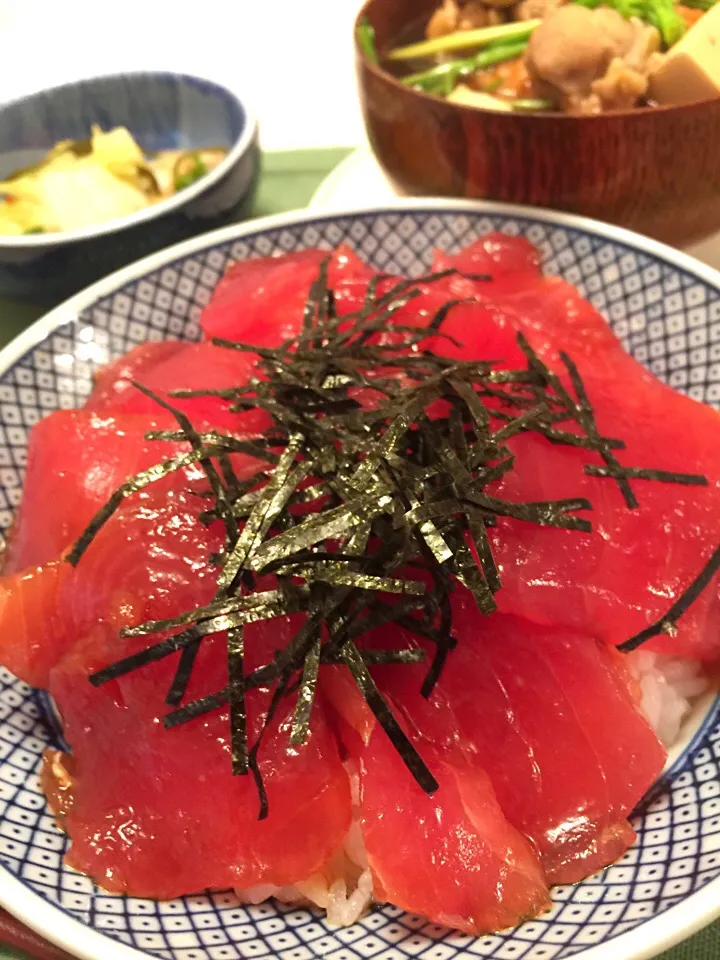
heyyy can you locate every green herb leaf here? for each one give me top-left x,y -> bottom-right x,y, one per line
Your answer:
356,15 -> 380,64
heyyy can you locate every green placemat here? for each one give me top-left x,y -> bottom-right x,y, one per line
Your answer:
0,146 -> 717,960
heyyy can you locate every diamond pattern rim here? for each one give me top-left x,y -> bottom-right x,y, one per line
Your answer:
1,200 -> 720,960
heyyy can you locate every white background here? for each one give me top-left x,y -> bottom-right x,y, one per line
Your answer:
0,0 -> 367,151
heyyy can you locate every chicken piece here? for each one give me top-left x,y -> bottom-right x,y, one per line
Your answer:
624,19 -> 662,70
426,0 -> 503,36
525,5 -> 660,112
427,0 -> 460,38
525,6 -> 633,102
515,0 -> 565,21
463,5 -> 504,25
592,52 -> 658,110
588,19 -> 660,110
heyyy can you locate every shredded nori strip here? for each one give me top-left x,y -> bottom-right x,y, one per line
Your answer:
559,352 -> 638,509
584,465 -> 708,486
166,641 -> 201,706
340,639 -> 439,793
228,627 -> 248,774
618,543 -> 720,653
289,632 -> 321,745
72,252 -> 719,815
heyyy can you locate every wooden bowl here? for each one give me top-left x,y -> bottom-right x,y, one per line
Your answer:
356,0 -> 720,246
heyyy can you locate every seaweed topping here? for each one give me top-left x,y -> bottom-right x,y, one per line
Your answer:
618,543 -> 720,653
70,256 -> 712,816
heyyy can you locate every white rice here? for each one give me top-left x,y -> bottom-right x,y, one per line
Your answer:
236,655 -> 712,925
628,650 -> 711,747
237,769 -> 374,926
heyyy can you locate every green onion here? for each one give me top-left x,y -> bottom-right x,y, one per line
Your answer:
174,152 -> 208,192
23,226 -> 45,234
679,0 -> 716,10
645,0 -> 687,47
573,0 -> 686,47
574,0 -> 644,16
356,16 -> 379,64
388,19 -> 540,60
511,98 -> 555,112
402,40 -> 528,94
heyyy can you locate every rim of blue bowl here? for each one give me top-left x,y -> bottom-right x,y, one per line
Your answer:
0,70 -> 258,251
1,198 -> 720,960
3,195 -> 719,371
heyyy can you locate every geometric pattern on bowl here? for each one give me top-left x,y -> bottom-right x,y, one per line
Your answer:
1,206 -> 719,960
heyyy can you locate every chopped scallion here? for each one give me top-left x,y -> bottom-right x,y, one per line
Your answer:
388,19 -> 540,60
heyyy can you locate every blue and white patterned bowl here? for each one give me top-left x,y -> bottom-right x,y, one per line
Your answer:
0,71 -> 259,303
1,200 -> 719,960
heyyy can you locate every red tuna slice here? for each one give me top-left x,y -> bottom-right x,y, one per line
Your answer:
430,231 -> 629,370
432,233 -> 543,296
204,240 -> 528,369
58,461 -> 263,640
338,608 -> 664,885
1,448 -> 266,686
89,341 -> 187,411
322,672 -> 549,932
0,560 -> 72,687
87,341 -> 268,435
437,608 -> 665,881
432,235 -> 635,375
1,461 -> 224,687
48,615 -> 351,898
201,246 -> 375,347
486,365 -> 720,657
352,276 -> 528,368
3,410 -> 190,575
479,275 -> 656,393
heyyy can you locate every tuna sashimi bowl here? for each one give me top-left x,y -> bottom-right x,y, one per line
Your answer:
0,201 -> 719,960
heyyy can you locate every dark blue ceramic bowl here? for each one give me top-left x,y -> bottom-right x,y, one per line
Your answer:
0,71 -> 260,303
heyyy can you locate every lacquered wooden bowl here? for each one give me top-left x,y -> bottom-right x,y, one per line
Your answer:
356,0 -> 720,245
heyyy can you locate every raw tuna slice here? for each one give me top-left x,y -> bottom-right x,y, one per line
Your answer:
324,675 -> 549,934
329,606 -> 665,885
0,468 -> 219,687
429,236 -> 629,372
33,470 -> 351,898
202,239 -> 535,370
48,616 -> 351,898
486,369 -> 720,657
201,246 -> 375,346
89,341 -> 187,411
433,232 -> 543,292
56,457 -> 268,642
423,238 -> 720,657
0,560 -> 72,687
0,447 -> 265,685
437,607 -> 666,881
87,341 -> 268,434
3,410 -> 190,574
